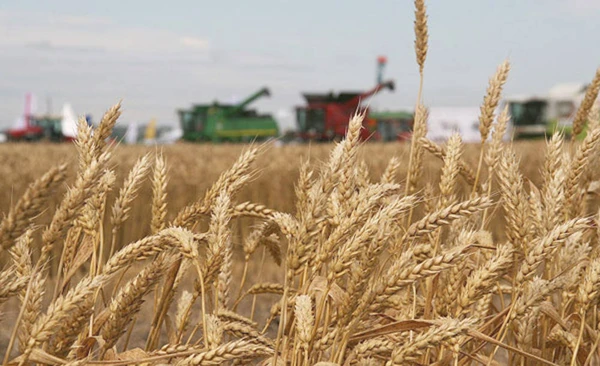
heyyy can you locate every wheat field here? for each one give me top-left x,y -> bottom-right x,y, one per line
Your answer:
0,140 -> 547,246
2,0 -> 600,364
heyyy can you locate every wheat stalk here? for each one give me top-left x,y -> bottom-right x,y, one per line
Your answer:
572,67 -> 600,139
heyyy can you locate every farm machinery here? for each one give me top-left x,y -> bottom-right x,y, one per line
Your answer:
294,79 -> 396,142
370,110 -> 414,141
177,87 -> 279,142
504,82 -> 600,140
294,56 -> 398,142
5,93 -> 81,142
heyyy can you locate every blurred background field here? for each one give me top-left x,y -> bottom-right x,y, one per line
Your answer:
0,140 -> 548,247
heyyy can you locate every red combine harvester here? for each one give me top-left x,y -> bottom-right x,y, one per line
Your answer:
295,79 -> 395,142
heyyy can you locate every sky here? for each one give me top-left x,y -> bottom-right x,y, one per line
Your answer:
0,0 -> 599,132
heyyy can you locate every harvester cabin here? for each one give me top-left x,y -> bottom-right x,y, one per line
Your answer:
296,91 -> 376,141
370,111 -> 414,142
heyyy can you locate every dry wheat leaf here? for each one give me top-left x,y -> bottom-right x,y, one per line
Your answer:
539,301 -> 568,328
103,348 -> 117,361
9,349 -> 66,366
587,180 -> 600,194
466,329 -> 560,366
258,357 -> 286,366
349,319 -> 435,343
76,336 -> 106,359
308,275 -> 349,307
117,348 -> 150,361
61,235 -> 94,290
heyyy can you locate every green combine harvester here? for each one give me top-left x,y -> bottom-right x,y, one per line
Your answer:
370,110 -> 414,142
177,87 -> 279,142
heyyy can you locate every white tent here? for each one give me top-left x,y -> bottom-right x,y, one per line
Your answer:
125,121 -> 139,144
61,103 -> 79,139
156,126 -> 183,144
426,107 -> 481,143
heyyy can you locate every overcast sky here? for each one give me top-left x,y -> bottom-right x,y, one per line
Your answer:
1,0 -> 599,131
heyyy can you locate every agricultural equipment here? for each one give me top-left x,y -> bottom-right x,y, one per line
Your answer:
177,87 -> 279,142
295,80 -> 395,142
5,93 -> 80,142
111,119 -> 183,145
504,83 -> 599,139
371,110 -> 414,141
6,93 -> 44,141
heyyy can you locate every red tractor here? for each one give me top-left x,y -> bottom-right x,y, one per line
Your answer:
295,80 -> 395,142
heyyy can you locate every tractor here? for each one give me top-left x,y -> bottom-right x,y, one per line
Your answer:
178,87 -> 280,143
294,80 -> 395,142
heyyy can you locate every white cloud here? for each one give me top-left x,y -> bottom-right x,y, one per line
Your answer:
55,15 -> 112,27
554,0 -> 600,16
0,10 -> 210,54
573,0 -> 600,8
180,36 -> 209,49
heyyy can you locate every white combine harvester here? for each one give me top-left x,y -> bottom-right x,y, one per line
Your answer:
503,83 -> 599,139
